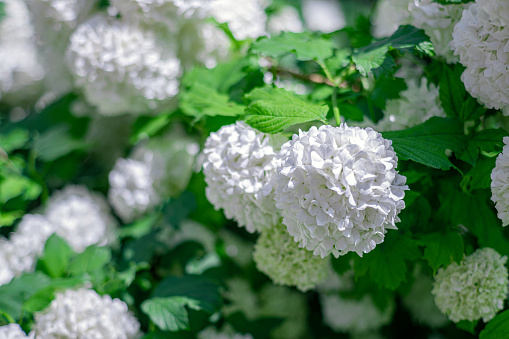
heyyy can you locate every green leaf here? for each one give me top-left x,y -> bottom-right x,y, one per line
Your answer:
456,140 -> 479,166
354,234 -> 420,290
180,84 -> 245,119
0,129 -> 30,153
141,296 -> 201,332
480,310 -> 509,339
182,58 -> 250,93
68,246 -> 112,276
130,114 -> 173,144
0,273 -> 51,320
33,126 -> 86,162
338,103 -> 364,121
473,129 -> 508,155
417,232 -> 464,274
251,32 -> 334,61
22,277 -> 84,313
370,77 -> 407,110
0,210 -> 23,227
0,175 -> 39,204
383,117 -> 467,170
456,319 -> 479,335
460,156 -> 497,192
243,87 -> 328,133
37,234 -> 74,278
153,275 -> 221,313
353,25 -> 434,77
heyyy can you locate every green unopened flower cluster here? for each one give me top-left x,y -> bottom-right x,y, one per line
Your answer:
432,248 -> 509,322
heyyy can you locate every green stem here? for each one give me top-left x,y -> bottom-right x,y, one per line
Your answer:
317,60 -> 336,86
332,86 -> 341,126
27,149 -> 48,204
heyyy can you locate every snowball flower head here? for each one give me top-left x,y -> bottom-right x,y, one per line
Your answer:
268,6 -> 304,35
432,247 -> 508,322
202,122 -> 281,233
45,185 -> 117,252
301,0 -> 345,33
375,78 -> 445,131
109,157 -> 161,223
198,327 -> 253,339
0,324 -> 33,338
274,124 -> 407,258
491,137 -> 509,225
0,214 -> 55,285
321,294 -> 394,333
67,14 -> 181,116
253,223 -> 329,291
477,0 -> 509,26
451,4 -> 509,111
33,288 -> 140,338
371,0 -> 412,38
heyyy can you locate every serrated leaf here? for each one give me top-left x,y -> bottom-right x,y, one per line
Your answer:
68,246 -> 112,276
37,234 -> 74,278
417,232 -> 464,274
180,84 -> 245,118
480,310 -> 509,339
353,25 -> 434,77
383,117 -> 467,170
243,87 -> 328,133
153,275 -> 221,313
141,296 -> 201,332
251,32 -> 334,61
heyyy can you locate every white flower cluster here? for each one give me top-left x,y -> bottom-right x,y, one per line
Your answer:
0,324 -> 33,339
202,122 -> 281,233
274,124 -> 407,258
33,288 -> 141,338
432,247 -> 509,322
267,6 -> 304,35
374,78 -> 445,132
66,14 -> 181,116
253,223 -> 329,291
301,0 -> 345,33
451,2 -> 509,112
492,137 -> 509,225
198,327 -> 253,339
371,0 -> 411,38
109,130 -> 199,222
402,269 -> 448,328
0,0 -> 44,105
0,186 -> 117,285
321,294 -> 394,334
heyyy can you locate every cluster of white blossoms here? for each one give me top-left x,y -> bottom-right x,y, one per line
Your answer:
0,323 -> 33,338
253,223 -> 329,291
109,129 -> 199,222
402,269 -> 448,328
432,248 -> 509,322
301,0 -> 345,33
198,327 -> 254,339
202,122 -> 281,233
451,1 -> 509,112
0,0 -> 44,105
33,288 -> 140,338
273,124 -> 407,258
0,186 -> 117,285
66,14 -> 181,116
267,6 -> 304,35
321,294 -> 395,334
373,78 -> 445,132
371,0 -> 411,38
492,137 -> 509,225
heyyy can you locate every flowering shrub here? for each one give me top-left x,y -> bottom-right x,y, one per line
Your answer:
1,0 -> 509,338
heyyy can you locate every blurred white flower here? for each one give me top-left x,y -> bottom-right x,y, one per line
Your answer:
209,0 -> 268,40
34,288 -> 140,338
409,0 -> 466,63
0,323 -> 33,338
451,4 -> 509,112
274,124 -> 407,258
202,122 -> 281,233
198,327 -> 253,339
301,0 -> 345,33
109,158 -> 161,223
0,0 -> 44,105
253,223 -> 329,291
267,6 -> 304,35
477,0 -> 509,25
402,269 -> 448,328
432,248 -> 508,322
46,185 -> 118,252
492,137 -> 509,225
321,294 -> 394,334
373,78 -> 445,132
371,0 -> 411,38
67,14 -> 181,116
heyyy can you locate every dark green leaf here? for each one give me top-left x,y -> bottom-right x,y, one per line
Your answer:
417,232 -> 464,274
37,234 -> 74,278
180,84 -> 245,118
460,156 -> 497,192
338,104 -> 364,121
480,310 -> 509,339
243,87 -> 328,133
473,129 -> 508,155
456,319 -> 479,335
68,246 -> 112,276
383,117 -> 467,170
22,277 -> 84,313
130,114 -> 173,144
456,140 -> 479,166
141,296 -> 201,332
33,126 -> 86,162
251,32 -> 334,61
370,77 -> 407,110
153,275 -> 221,313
